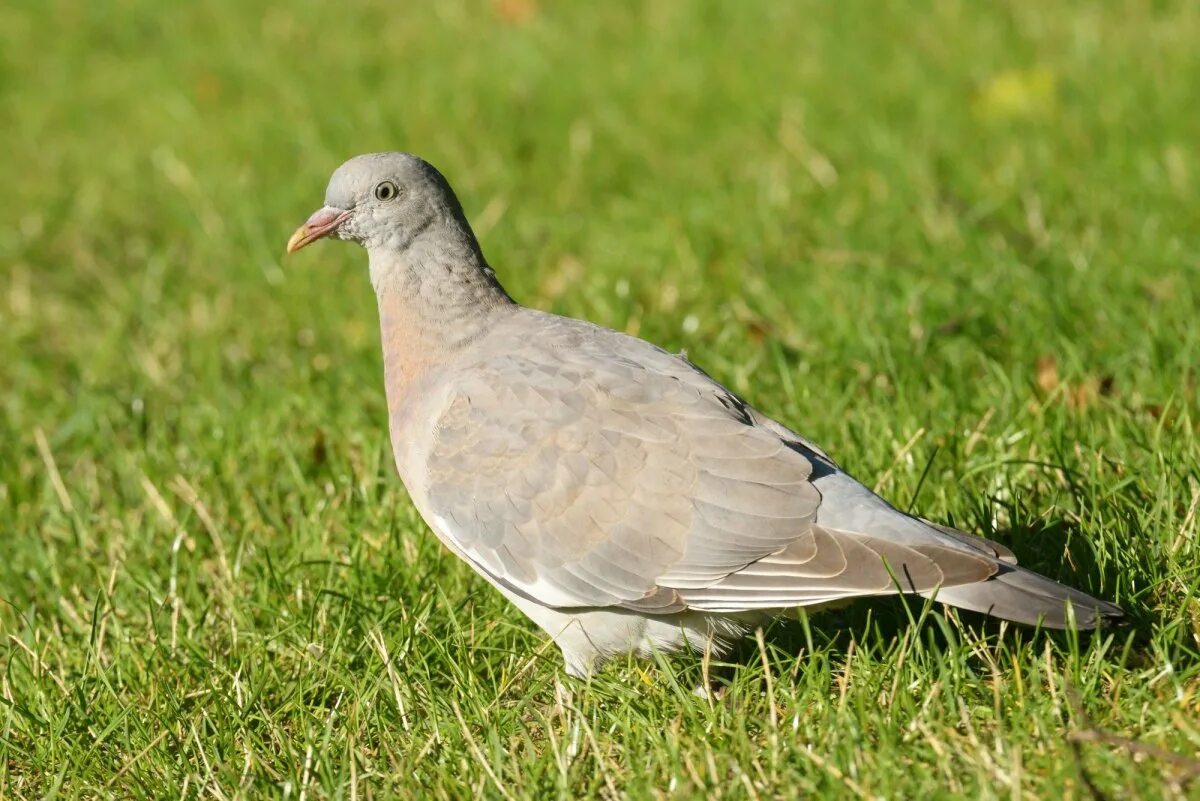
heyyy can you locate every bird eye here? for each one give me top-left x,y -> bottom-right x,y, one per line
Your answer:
374,181 -> 399,201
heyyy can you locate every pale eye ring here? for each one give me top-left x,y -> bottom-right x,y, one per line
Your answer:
374,180 -> 399,201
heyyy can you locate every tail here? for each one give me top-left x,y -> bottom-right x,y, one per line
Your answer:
927,563 -> 1125,629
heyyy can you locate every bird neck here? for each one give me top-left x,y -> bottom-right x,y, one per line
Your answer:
369,229 -> 516,403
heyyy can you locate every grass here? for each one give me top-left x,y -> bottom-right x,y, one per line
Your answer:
2,0 -> 1199,797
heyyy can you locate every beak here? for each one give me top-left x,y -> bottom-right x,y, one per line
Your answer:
286,206 -> 352,254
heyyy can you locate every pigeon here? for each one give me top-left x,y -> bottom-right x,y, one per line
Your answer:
286,152 -> 1123,679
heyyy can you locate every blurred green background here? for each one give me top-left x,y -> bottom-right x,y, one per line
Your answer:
2,1 -> 1198,798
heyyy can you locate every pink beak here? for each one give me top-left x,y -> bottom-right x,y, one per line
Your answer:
286,206 -> 352,253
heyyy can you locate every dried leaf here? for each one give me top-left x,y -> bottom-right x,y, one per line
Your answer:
973,67 -> 1058,121
1068,380 -> 1094,410
490,0 -> 538,24
1036,354 -> 1059,394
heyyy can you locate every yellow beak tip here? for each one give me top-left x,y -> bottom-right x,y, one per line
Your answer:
285,226 -> 309,254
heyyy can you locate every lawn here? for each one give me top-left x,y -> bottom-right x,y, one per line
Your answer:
2,0 -> 1199,797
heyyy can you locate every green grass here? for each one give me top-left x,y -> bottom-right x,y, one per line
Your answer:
2,0 -> 1199,797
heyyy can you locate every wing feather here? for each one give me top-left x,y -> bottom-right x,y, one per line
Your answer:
419,311 -> 998,613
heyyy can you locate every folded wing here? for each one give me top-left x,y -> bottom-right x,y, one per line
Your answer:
422,313 -> 999,614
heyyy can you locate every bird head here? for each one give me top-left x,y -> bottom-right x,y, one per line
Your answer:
286,152 -> 467,255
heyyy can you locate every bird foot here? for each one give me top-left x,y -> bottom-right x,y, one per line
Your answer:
692,680 -> 729,701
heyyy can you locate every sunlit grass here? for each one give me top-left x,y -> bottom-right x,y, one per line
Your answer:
2,0 -> 1198,797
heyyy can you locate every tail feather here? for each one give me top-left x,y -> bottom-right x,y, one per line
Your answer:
918,518 -> 1017,565
927,563 -> 1124,629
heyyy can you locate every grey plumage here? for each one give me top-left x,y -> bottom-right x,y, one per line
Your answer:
287,152 -> 1123,679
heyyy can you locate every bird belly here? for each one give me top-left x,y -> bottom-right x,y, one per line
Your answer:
488,583 -> 761,677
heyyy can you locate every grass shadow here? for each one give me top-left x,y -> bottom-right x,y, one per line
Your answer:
677,512 -> 1171,692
